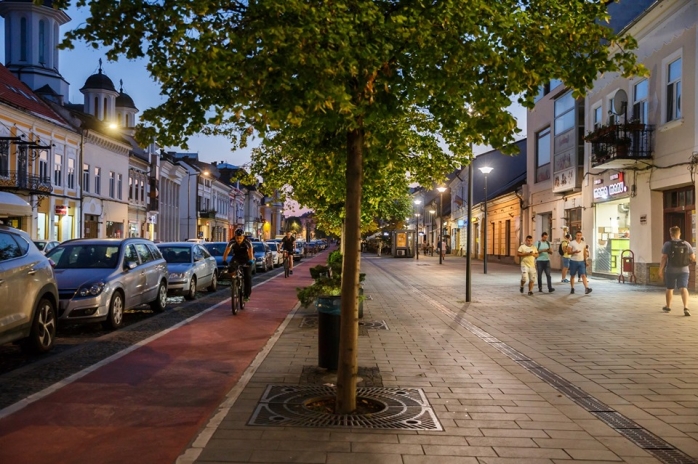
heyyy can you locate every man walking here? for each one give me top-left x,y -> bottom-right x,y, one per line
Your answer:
560,233 -> 571,282
567,231 -> 592,294
517,235 -> 538,296
535,232 -> 555,293
659,226 -> 695,316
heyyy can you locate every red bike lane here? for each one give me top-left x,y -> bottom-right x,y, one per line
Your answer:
0,255 -> 320,464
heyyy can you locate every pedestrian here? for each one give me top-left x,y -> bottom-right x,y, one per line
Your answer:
517,235 -> 538,296
659,226 -> 695,316
438,239 -> 446,260
566,231 -> 592,294
535,232 -> 555,293
560,233 -> 571,282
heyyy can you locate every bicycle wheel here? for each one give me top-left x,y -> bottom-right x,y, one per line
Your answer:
238,277 -> 246,310
284,256 -> 290,278
231,277 -> 240,315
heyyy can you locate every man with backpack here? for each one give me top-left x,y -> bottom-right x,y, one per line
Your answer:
659,226 -> 695,316
535,232 -> 555,293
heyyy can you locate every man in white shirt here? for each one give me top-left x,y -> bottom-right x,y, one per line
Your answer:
566,231 -> 592,295
517,235 -> 538,296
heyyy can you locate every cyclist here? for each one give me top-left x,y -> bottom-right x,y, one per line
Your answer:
280,230 -> 296,275
223,229 -> 254,301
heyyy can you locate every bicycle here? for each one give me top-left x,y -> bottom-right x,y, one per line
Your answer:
228,262 -> 246,315
283,251 -> 291,278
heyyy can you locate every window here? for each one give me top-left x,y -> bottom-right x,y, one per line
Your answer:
38,20 -> 46,64
0,141 -> 8,174
0,232 -> 22,261
67,158 -> 75,189
117,174 -> 123,200
140,179 -> 145,202
39,151 -> 49,180
103,97 -> 108,121
129,176 -> 133,200
94,97 -> 99,118
109,171 -> 115,198
134,243 -> 153,264
592,105 -> 602,129
535,127 -> 551,183
633,80 -> 648,124
554,91 -> 575,135
94,167 -> 101,195
667,58 -> 681,122
54,154 -> 62,186
83,163 -> 90,193
124,244 -> 139,263
20,18 -> 27,61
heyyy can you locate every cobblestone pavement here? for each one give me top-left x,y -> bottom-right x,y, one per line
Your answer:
188,253 -> 698,464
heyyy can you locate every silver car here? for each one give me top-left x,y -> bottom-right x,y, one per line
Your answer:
157,242 -> 218,300
47,238 -> 168,330
0,225 -> 58,353
33,240 -> 61,255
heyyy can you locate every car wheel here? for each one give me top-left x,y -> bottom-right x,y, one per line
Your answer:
208,271 -> 218,292
185,276 -> 197,300
20,296 -> 56,354
150,281 -> 167,312
103,291 -> 125,330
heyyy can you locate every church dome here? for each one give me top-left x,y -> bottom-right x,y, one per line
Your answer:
116,91 -> 137,110
80,69 -> 116,92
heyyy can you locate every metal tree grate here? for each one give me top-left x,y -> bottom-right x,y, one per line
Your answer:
248,385 -> 442,430
359,320 -> 389,330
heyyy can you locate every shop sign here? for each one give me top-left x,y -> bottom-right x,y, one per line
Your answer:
640,214 -> 647,225
457,219 -> 465,227
54,205 -> 68,216
593,172 -> 627,200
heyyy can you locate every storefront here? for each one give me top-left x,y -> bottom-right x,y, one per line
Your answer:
591,171 -> 631,276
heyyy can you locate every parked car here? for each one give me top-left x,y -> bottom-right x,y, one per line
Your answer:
266,242 -> 283,267
253,241 -> 274,272
202,242 -> 230,279
293,241 -> 305,261
46,238 -> 168,330
0,225 -> 58,353
157,242 -> 218,299
33,240 -> 61,255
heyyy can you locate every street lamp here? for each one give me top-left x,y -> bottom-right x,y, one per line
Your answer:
466,162 -> 474,302
437,186 -> 447,265
414,199 -> 422,258
478,166 -> 493,274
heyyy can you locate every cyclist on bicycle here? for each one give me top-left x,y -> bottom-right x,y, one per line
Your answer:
223,229 -> 254,300
280,230 -> 296,275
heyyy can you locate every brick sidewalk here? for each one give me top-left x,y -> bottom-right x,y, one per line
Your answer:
187,253 -> 698,463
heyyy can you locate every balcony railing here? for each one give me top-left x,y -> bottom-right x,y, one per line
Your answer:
586,123 -> 653,169
0,170 -> 53,194
198,209 -> 217,219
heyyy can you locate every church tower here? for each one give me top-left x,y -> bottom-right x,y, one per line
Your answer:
80,59 -> 118,122
0,0 -> 71,98
115,79 -> 138,131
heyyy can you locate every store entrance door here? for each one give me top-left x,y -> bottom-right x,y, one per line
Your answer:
664,212 -> 686,243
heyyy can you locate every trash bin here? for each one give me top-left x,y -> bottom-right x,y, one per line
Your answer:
317,295 -> 342,370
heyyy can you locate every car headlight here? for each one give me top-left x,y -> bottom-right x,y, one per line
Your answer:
77,282 -> 106,297
255,257 -> 262,262
169,272 -> 187,279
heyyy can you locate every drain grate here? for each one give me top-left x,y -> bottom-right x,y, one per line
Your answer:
248,385 -> 442,430
359,320 -> 389,330
593,412 -> 642,429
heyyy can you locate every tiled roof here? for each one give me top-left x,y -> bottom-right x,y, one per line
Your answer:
0,64 -> 68,125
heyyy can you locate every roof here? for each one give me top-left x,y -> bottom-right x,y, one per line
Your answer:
80,70 -> 117,92
607,0 -> 657,34
0,64 -> 68,125
116,91 -> 137,110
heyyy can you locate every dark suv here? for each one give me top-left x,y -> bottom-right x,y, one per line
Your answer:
0,225 -> 58,353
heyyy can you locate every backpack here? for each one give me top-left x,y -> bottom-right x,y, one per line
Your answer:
669,241 -> 691,267
559,240 -> 567,255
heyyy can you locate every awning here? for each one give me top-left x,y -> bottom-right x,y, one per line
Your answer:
0,192 -> 32,217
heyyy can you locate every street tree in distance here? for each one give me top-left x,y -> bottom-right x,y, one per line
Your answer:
58,0 -> 645,413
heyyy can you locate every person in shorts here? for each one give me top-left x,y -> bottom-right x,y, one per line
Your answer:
659,226 -> 695,316
517,235 -> 538,296
566,231 -> 592,295
560,233 -> 571,282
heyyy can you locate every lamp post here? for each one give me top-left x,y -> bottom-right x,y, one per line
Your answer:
466,162 -> 473,302
479,166 -> 493,274
414,199 -> 422,258
437,186 -> 447,264
428,209 -> 436,254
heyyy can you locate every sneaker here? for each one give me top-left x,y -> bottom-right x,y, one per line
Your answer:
570,288 -> 575,294
561,279 -> 569,283
549,288 -> 556,293
528,291 -> 533,296
685,308 -> 691,317
585,288 -> 592,295
290,270 -> 293,275
538,288 -> 543,293
662,306 -> 671,313
244,297 -> 250,302
520,286 -> 524,294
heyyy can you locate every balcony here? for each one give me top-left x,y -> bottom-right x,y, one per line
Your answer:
586,123 -> 653,169
0,171 -> 53,195
198,209 -> 217,219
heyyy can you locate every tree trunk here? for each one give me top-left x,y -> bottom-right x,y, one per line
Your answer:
335,128 -> 363,414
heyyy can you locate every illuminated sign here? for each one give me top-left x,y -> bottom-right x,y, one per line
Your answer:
593,172 -> 627,200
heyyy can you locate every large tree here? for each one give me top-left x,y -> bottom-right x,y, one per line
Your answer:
59,0 -> 643,413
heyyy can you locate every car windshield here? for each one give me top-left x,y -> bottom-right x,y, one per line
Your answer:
47,244 -> 121,269
33,241 -> 46,250
203,243 -> 226,256
253,243 -> 266,253
158,246 -> 192,264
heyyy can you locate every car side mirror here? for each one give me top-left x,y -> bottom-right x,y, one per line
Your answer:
48,258 -> 56,268
125,260 -> 138,270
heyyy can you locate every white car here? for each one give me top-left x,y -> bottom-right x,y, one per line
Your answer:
266,242 -> 284,267
157,242 -> 218,300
